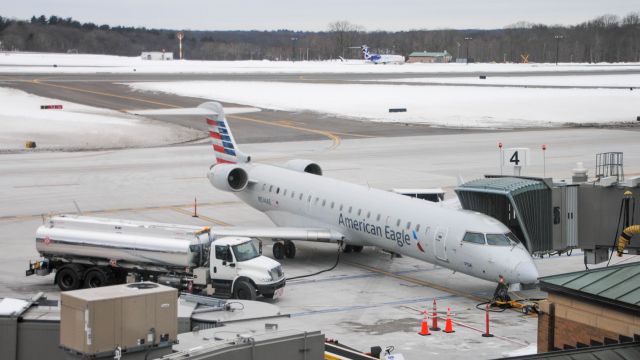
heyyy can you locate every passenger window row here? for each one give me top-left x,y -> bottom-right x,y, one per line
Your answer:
259,182 -> 430,236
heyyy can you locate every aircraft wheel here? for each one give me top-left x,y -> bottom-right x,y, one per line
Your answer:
284,240 -> 296,258
343,245 -> 353,253
273,242 -> 284,260
352,246 -> 363,253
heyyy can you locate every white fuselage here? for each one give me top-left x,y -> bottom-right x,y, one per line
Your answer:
227,164 -> 538,284
367,54 -> 405,64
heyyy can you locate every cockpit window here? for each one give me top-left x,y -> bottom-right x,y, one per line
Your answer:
486,233 -> 515,246
463,232 -> 486,245
506,232 -> 521,244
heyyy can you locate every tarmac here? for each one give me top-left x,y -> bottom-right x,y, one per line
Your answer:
2,69 -> 640,359
2,128 -> 640,359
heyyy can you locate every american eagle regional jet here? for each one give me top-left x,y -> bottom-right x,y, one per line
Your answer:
133,103 -> 539,285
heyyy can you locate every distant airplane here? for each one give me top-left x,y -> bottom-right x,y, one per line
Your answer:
360,45 -> 405,64
132,103 -> 539,286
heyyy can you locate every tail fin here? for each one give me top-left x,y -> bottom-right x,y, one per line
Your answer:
199,102 -> 251,164
361,45 -> 370,60
127,101 -> 258,164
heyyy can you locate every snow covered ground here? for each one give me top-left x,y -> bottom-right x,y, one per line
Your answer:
1,51 -> 640,74
0,87 -> 202,151
128,81 -> 640,128
376,74 -> 640,87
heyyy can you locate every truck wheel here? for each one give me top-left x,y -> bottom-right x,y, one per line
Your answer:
112,269 -> 128,284
284,240 -> 296,258
233,280 -> 257,301
84,268 -> 113,288
56,265 -> 83,291
352,246 -> 364,253
273,242 -> 284,260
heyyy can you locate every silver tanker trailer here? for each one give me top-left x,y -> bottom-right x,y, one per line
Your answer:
26,215 -> 285,300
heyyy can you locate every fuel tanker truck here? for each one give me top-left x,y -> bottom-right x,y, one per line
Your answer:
26,215 -> 286,300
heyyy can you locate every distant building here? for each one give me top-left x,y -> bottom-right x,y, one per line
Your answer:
407,50 -> 452,63
140,51 -> 173,60
537,262 -> 640,353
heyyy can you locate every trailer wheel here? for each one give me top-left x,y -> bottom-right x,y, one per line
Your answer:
273,242 -> 284,260
56,265 -> 83,291
233,280 -> 257,301
84,268 -> 113,288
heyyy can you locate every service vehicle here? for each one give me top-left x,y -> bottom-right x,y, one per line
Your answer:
26,215 -> 285,300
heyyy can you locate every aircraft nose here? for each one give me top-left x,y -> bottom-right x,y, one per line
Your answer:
514,260 -> 539,284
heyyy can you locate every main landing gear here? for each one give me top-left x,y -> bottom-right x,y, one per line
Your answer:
272,241 -> 364,259
343,245 -> 363,253
273,240 -> 297,260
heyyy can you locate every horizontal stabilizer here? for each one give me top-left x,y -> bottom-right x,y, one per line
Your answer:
211,227 -> 344,242
129,107 -> 261,116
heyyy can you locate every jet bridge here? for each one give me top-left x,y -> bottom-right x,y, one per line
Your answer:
455,176 -> 553,253
455,172 -> 640,263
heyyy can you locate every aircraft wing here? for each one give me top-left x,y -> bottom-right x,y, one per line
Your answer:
210,227 -> 344,243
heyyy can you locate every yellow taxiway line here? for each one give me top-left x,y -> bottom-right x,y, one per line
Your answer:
29,78 -> 349,148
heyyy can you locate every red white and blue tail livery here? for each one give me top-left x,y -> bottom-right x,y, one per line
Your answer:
199,102 -> 250,164
127,102 -> 256,164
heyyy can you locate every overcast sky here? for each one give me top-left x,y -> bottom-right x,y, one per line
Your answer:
4,1 -> 639,31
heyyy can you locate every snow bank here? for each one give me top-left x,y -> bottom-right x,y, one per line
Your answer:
376,74 -> 640,87
0,87 -> 202,151
1,51 -> 640,74
0,297 -> 29,316
128,81 -> 640,128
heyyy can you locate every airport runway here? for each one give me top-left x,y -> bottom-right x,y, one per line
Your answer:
0,73 -> 497,145
4,71 -> 638,148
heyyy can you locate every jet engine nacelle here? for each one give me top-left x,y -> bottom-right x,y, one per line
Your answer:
284,159 -> 323,176
208,164 -> 249,192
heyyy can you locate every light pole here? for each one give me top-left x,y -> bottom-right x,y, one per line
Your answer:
176,32 -> 184,60
554,35 -> 563,65
464,37 -> 472,64
290,37 -> 298,62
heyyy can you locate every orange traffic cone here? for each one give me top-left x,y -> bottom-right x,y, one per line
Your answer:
443,307 -> 455,333
418,310 -> 431,336
430,298 -> 440,331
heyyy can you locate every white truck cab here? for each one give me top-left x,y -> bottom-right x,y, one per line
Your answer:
198,237 -> 285,300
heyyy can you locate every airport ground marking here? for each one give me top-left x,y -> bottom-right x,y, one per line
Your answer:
29,78 -> 350,147
31,78 -> 181,108
403,304 -> 530,346
0,201 -> 241,222
229,114 -> 342,150
344,259 -> 487,302
170,206 -> 230,226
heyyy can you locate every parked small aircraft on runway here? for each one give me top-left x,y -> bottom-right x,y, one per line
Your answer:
133,103 -> 538,286
360,45 -> 405,64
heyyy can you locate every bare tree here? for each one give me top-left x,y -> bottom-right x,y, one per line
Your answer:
328,20 -> 363,59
